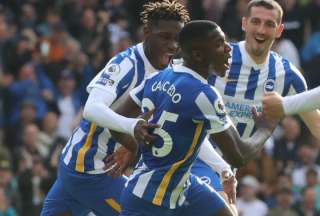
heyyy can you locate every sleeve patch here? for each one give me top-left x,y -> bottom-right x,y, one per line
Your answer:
214,99 -> 226,115
95,64 -> 121,86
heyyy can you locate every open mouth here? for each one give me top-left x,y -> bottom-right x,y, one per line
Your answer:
224,55 -> 231,70
160,53 -> 175,66
255,37 -> 266,44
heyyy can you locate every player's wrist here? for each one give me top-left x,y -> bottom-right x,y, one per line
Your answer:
130,118 -> 146,137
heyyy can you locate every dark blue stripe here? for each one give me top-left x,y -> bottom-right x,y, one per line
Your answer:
60,128 -> 77,162
224,44 -> 242,96
250,125 -> 257,137
68,122 -> 92,170
133,47 -> 147,87
281,59 -> 306,96
106,138 -> 117,155
244,68 -> 260,100
236,122 -> 247,137
115,68 -> 135,100
268,53 -> 276,81
208,74 -> 217,86
85,126 -> 105,171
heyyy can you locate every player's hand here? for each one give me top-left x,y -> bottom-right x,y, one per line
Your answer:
252,106 -> 278,133
221,170 -> 237,204
134,110 -> 159,145
262,92 -> 285,120
104,146 -> 137,177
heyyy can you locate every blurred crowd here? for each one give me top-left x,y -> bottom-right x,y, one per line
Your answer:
0,0 -> 319,215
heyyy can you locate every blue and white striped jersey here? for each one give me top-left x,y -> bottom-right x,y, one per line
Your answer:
126,64 -> 232,209
209,41 -> 307,138
60,43 -> 158,174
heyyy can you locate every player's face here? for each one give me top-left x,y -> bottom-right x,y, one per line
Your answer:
206,28 -> 231,77
144,20 -> 184,69
242,6 -> 284,58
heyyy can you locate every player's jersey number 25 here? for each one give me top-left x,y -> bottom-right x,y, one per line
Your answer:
142,98 -> 178,158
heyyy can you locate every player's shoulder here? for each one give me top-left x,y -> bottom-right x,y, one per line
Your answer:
196,84 -> 222,104
107,45 -> 138,69
276,53 -> 306,84
270,51 -> 301,76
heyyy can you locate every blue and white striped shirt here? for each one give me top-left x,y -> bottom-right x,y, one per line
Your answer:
126,64 -> 232,209
60,43 -> 158,174
209,41 -> 307,138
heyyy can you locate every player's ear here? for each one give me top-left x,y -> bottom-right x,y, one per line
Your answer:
241,17 -> 247,32
275,23 -> 284,39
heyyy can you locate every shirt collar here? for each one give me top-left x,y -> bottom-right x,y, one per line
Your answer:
239,41 -> 270,70
137,43 -> 157,74
173,64 -> 208,84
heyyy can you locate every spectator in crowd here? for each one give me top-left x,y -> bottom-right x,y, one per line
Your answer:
273,117 -> 302,174
55,69 -> 82,139
294,186 -> 320,216
267,186 -> 298,216
0,187 -> 17,216
279,0 -> 308,50
237,175 -> 269,216
292,144 -> 320,189
0,150 -> 21,215
305,168 -> 320,211
0,0 -> 319,214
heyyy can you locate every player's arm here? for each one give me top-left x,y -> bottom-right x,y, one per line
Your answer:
198,138 -> 232,176
263,88 -> 320,119
210,109 -> 276,168
83,88 -> 143,138
284,66 -> 320,141
197,87 -> 277,168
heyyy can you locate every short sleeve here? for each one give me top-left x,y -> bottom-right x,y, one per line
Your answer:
282,59 -> 307,96
87,57 -> 135,99
195,86 -> 232,134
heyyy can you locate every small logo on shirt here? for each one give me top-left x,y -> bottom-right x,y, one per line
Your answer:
96,73 -> 115,86
105,63 -> 120,76
264,79 -> 275,93
200,176 -> 211,185
214,99 -> 226,115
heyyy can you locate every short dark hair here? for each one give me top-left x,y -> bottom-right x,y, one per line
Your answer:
178,20 -> 219,53
140,0 -> 190,26
245,0 -> 283,24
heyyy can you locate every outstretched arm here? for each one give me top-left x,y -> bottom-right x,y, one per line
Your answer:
263,89 -> 320,119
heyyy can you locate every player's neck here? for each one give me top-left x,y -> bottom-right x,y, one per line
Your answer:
244,42 -> 269,65
183,61 -> 209,80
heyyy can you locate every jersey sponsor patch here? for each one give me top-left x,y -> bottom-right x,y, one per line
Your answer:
264,79 -> 275,93
106,63 -> 121,76
96,72 -> 115,86
214,99 -> 226,115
